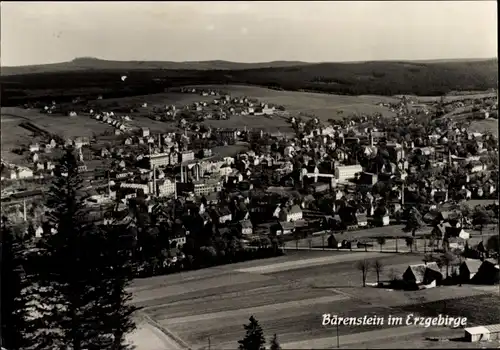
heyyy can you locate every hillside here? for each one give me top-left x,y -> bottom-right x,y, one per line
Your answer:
0,57 -> 313,76
1,59 -> 497,105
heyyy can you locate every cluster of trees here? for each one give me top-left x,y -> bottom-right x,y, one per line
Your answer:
355,259 -> 386,287
2,149 -> 138,349
238,316 -> 281,350
125,194 -> 285,278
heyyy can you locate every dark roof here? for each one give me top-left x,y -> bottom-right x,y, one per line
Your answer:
404,262 -> 439,283
461,259 -> 482,274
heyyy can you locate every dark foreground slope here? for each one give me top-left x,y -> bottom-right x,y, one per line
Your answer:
1,59 -> 497,106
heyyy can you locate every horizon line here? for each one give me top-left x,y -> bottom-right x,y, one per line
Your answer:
3,56 -> 498,68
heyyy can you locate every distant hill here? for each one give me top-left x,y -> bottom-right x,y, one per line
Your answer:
1,58 -> 497,105
0,57 -> 313,76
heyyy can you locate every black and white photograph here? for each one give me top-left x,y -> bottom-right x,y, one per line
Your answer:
1,1 -> 499,349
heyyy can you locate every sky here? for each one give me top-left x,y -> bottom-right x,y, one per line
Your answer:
1,1 -> 497,66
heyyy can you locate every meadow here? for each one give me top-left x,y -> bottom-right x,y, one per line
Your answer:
90,84 -> 399,132
0,106 -> 114,163
131,250 -> 497,349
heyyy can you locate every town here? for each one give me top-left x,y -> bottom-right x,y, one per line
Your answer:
2,83 -> 499,348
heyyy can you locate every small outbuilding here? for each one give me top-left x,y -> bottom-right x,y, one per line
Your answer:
465,324 -> 500,342
464,326 -> 491,342
402,262 -> 443,285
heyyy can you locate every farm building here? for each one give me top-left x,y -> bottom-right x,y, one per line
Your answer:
464,324 -> 500,342
459,259 -> 482,282
402,262 -> 443,285
470,259 -> 500,285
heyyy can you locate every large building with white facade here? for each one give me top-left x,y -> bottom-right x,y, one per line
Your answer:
193,179 -> 222,195
157,178 -> 177,197
147,153 -> 171,169
335,165 -> 363,183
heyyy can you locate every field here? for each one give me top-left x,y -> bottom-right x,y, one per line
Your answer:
90,84 -> 399,132
468,119 -> 498,138
0,114 -> 35,163
131,250 -> 500,349
0,106 -> 113,163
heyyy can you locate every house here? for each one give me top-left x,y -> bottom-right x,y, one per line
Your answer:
327,234 -> 342,248
464,324 -> 500,342
443,235 -> 467,252
239,220 -> 253,235
29,143 -> 40,152
309,182 -> 330,193
211,208 -> 232,224
179,150 -> 195,163
141,127 -> 150,138
17,168 -> 34,179
402,263 -> 443,285
459,259 -> 483,282
101,148 -> 111,158
275,221 -> 295,236
77,163 -> 88,172
356,214 -> 368,227
169,234 -> 187,247
373,207 -> 390,226
286,205 -> 303,222
35,162 -> 45,171
46,139 -> 57,149
470,260 -> 500,285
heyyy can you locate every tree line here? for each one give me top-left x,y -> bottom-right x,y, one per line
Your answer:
2,149 -> 137,349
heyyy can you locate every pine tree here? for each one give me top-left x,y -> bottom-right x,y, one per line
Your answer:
34,147 -> 136,349
95,225 -> 138,349
1,217 -> 34,349
238,316 -> 266,350
269,334 -> 281,350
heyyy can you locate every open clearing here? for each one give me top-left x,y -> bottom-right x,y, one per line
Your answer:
468,119 -> 498,137
1,107 -> 113,163
0,114 -> 34,163
132,250 -> 498,349
1,107 -> 113,140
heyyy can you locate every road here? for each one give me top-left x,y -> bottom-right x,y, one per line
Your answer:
126,320 -> 185,350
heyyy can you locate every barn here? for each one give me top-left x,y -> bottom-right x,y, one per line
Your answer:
459,259 -> 482,282
471,260 -> 500,285
402,262 -> 443,285
464,324 -> 500,342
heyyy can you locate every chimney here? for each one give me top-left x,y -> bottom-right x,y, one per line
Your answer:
153,164 -> 157,196
401,182 -> 405,206
107,170 -> 111,197
180,166 -> 184,183
174,178 -> 178,199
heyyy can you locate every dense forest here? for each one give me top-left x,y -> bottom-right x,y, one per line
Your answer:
1,59 -> 497,106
